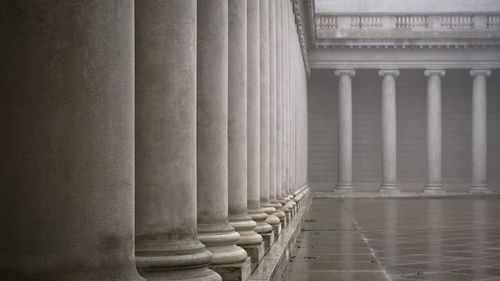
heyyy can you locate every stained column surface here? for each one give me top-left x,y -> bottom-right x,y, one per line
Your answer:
228,0 -> 264,249
0,1 -> 144,280
135,1 -> 221,280
275,0 -> 284,203
197,0 -> 248,266
269,0 -> 278,203
470,69 -> 491,194
334,69 -> 356,193
424,69 -> 446,194
260,0 -> 271,206
247,0 -> 273,234
379,69 -> 400,193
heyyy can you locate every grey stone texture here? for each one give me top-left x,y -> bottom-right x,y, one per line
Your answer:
0,1 -> 144,280
135,1 -> 220,280
196,0 -> 248,274
228,0 -> 265,265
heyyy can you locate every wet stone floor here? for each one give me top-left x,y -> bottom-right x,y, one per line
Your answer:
284,197 -> 500,281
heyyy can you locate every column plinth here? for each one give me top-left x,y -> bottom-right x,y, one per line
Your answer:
424,69 -> 446,194
378,69 -> 401,194
197,1 -> 249,280
470,69 -> 491,194
334,69 -> 356,193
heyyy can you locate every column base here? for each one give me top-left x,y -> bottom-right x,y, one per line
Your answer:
423,184 -> 446,195
209,257 -> 251,281
248,209 -> 274,252
142,267 -> 222,281
334,183 -> 356,193
229,217 -> 264,265
242,242 -> 265,267
261,230 -> 275,252
378,184 -> 400,195
198,223 -> 248,266
470,185 -> 491,194
137,241 -> 221,281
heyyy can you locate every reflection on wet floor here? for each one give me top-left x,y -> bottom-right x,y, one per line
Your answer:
284,197 -> 500,281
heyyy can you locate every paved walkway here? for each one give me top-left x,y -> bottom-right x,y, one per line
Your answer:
284,198 -> 500,281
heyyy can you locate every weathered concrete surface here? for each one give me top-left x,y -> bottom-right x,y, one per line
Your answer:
197,1 -> 248,279
135,1 -> 221,280
0,1 -> 143,280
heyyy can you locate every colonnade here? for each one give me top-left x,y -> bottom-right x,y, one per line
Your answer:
333,68 -> 492,195
0,1 -> 309,281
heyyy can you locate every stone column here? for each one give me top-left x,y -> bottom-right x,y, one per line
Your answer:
135,1 -> 221,280
470,69 -> 491,194
0,2 -> 144,280
269,0 -> 278,205
227,0 -> 265,265
424,69 -> 446,194
334,69 -> 356,193
259,0 -> 282,237
275,0 -> 290,225
378,69 -> 401,194
247,0 -> 274,249
197,1 -> 249,279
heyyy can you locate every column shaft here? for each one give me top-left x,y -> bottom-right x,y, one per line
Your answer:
247,0 -> 273,235
269,0 -> 277,203
275,0 -> 283,202
227,0 -> 264,254
260,0 -> 271,205
0,2 -> 143,280
424,69 -> 446,193
135,1 -> 220,280
379,69 -> 400,193
335,69 -> 356,192
196,0 -> 247,268
470,69 -> 491,194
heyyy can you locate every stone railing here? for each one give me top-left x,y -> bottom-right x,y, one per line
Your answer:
313,13 -> 500,48
315,13 -> 500,32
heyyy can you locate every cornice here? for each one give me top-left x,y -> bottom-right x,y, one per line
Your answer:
291,0 -> 311,76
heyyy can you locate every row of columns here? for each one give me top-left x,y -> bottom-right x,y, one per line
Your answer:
333,68 -> 492,195
0,1 -> 309,281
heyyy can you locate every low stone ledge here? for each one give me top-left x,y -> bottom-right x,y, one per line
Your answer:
249,187 -> 313,281
315,191 -> 500,199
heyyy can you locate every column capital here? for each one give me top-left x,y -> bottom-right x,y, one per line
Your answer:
470,68 -> 491,77
378,69 -> 400,78
335,69 -> 356,78
424,69 -> 446,77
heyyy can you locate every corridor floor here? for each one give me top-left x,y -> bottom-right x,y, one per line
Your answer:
284,197 -> 500,281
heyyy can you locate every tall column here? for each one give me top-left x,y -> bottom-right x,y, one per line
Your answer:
247,0 -> 274,248
275,0 -> 291,222
470,69 -> 491,194
135,2 -> 221,281
259,0 -> 281,237
196,1 -> 249,279
334,69 -> 356,193
0,2 -> 144,280
378,69 -> 401,194
228,0 -> 265,265
269,0 -> 278,205
424,69 -> 446,194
